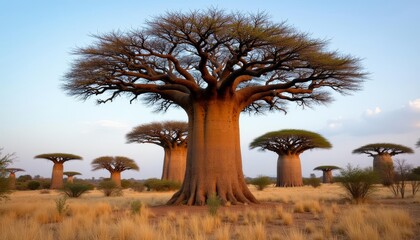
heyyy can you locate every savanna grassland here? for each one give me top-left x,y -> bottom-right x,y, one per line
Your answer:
1,184 -> 419,240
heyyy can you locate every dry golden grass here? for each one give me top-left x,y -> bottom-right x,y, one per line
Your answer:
0,184 -> 418,240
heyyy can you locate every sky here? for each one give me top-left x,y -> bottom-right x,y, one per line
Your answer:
1,0 -> 419,180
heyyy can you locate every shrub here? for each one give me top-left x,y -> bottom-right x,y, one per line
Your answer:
207,193 -> 221,216
336,164 -> 378,203
27,181 -> 41,190
55,196 -> 69,216
250,176 -> 272,191
130,182 -> 145,192
98,180 -> 122,197
130,200 -> 142,215
144,178 -> 181,191
62,183 -> 90,198
303,177 -> 321,188
121,179 -> 132,189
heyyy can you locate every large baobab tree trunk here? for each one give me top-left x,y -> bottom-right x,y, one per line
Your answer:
277,154 -> 303,187
67,176 -> 74,183
111,171 -> 121,187
373,153 -> 394,184
161,148 -> 170,180
322,170 -> 333,184
51,163 -> 64,189
165,146 -> 187,183
168,100 -> 258,205
8,173 -> 16,190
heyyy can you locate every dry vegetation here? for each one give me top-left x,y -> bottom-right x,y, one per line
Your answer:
1,184 -> 419,240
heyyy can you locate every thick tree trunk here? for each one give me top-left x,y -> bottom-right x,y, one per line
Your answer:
161,148 -> 170,180
111,171 -> 121,187
164,145 -> 187,183
373,154 -> 394,184
322,170 -> 333,183
8,173 -> 16,190
51,163 -> 64,189
168,99 -> 258,205
67,176 -> 74,183
277,154 -> 303,187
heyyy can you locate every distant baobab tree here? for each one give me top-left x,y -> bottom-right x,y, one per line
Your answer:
250,129 -> 332,187
352,143 -> 413,183
126,121 -> 188,183
5,168 -> 24,189
313,165 -> 341,183
34,153 -> 82,189
91,156 -> 139,187
63,9 -> 365,205
63,171 -> 81,183
416,139 -> 420,148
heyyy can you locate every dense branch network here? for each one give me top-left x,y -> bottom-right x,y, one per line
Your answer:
34,153 -> 83,163
63,8 -> 365,114
91,156 -> 139,173
352,143 -> 414,157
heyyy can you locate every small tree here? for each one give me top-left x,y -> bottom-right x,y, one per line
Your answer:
337,164 -> 378,203
250,129 -> 332,187
410,166 -> 420,196
98,179 -> 122,197
250,176 -> 273,191
313,165 -> 341,183
63,171 -> 81,183
389,159 -> 413,199
0,149 -> 15,199
126,121 -> 188,183
91,156 -> 139,187
352,143 -> 413,185
34,153 -> 83,189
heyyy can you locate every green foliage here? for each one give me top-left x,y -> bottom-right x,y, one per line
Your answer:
313,165 -> 341,171
55,196 -> 69,216
206,193 -> 221,216
303,177 -> 321,188
336,164 -> 378,203
130,182 -> 145,192
27,181 -> 41,190
121,179 -> 132,189
92,156 -> 139,172
144,178 -> 181,192
352,143 -> 414,155
98,180 -> 122,197
17,174 -> 32,182
62,183 -> 90,198
130,200 -> 142,215
250,176 -> 273,191
412,166 -> 420,176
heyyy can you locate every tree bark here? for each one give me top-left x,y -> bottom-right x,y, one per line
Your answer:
168,99 -> 258,205
277,154 -> 303,187
322,170 -> 333,183
373,153 -> 394,184
161,148 -> 170,180
8,173 -> 16,190
67,176 -> 74,183
111,171 -> 121,187
51,163 -> 64,189
164,145 -> 187,183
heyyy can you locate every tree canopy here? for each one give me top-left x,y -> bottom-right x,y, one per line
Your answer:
352,143 -> 414,157
313,165 -> 341,171
63,8 -> 365,114
34,153 -> 83,163
5,168 -> 24,173
63,171 -> 81,177
91,156 -> 139,173
249,129 -> 332,155
126,121 -> 188,147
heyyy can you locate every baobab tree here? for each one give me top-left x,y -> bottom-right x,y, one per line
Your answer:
5,168 -> 25,189
416,139 -> 420,148
250,129 -> 332,187
34,153 -> 82,189
313,165 -> 340,183
352,143 -> 413,183
63,171 -> 81,183
91,156 -> 139,187
126,121 -> 188,183
63,9 -> 365,205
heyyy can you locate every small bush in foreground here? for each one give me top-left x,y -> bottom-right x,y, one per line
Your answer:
55,196 -> 69,216
144,178 -> 181,191
98,180 -> 122,197
207,193 -> 221,216
250,176 -> 272,191
62,183 -> 90,198
27,181 -> 40,190
336,164 -> 378,203
130,200 -> 142,215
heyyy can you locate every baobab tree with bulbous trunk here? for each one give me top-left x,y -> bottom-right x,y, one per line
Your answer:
63,9 -> 365,205
34,153 -> 82,189
352,143 -> 413,183
313,165 -> 340,183
250,129 -> 332,187
91,156 -> 139,187
126,121 -> 188,183
5,168 -> 24,189
63,171 -> 81,183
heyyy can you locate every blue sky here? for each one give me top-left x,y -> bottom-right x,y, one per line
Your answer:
1,1 -> 419,180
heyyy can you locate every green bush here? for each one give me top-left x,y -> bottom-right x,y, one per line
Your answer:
336,164 -> 378,203
130,200 -> 142,215
303,177 -> 321,188
98,180 -> 122,197
27,181 -> 41,190
55,196 -> 69,216
144,178 -> 181,192
207,193 -> 221,216
130,182 -> 145,192
250,176 -> 272,191
62,183 -> 90,198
